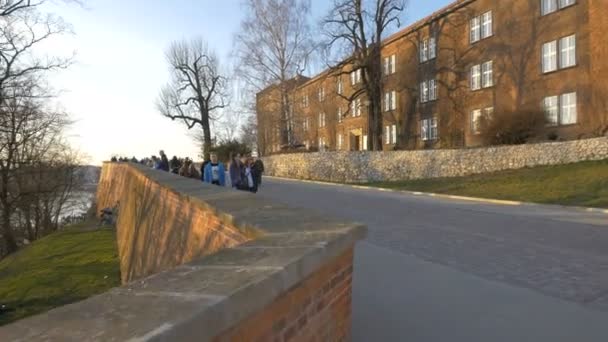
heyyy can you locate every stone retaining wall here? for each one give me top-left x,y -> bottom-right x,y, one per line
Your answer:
1,163 -> 365,341
263,137 -> 608,183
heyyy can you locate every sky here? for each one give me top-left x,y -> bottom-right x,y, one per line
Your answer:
40,0 -> 453,165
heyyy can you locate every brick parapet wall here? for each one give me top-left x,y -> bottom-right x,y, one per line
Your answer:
215,248 -> 354,342
263,137 -> 608,183
1,163 -> 366,341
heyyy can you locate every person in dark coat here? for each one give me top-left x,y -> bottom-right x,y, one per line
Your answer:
228,153 -> 242,189
158,150 -> 170,172
252,157 -> 264,188
239,156 -> 258,193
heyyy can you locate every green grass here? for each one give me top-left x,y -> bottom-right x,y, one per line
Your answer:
364,159 -> 608,208
0,223 -> 120,326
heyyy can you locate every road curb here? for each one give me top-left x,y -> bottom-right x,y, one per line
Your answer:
265,175 -> 608,215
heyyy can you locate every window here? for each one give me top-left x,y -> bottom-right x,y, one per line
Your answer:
541,0 -> 557,15
420,81 -> 429,103
384,91 -> 397,111
429,79 -> 437,101
429,37 -> 436,60
385,125 -> 391,144
337,107 -> 343,123
470,11 -> 492,43
419,37 -> 436,63
302,94 -> 309,108
337,77 -> 343,95
318,112 -> 326,128
543,35 -> 576,73
471,109 -> 482,134
560,92 -> 577,124
384,54 -> 396,75
318,87 -> 325,102
420,39 -> 429,62
350,69 -> 362,85
481,11 -> 493,38
470,64 -> 481,90
560,35 -> 576,68
421,118 -> 438,141
543,95 -> 559,125
351,98 -> 362,117
385,124 -> 397,144
337,134 -> 343,150
420,80 -> 436,103
482,61 -> 493,88
303,117 -> 309,131
319,137 -> 326,150
362,135 -> 368,150
470,16 -> 481,43
559,0 -> 575,8
542,40 -> 557,73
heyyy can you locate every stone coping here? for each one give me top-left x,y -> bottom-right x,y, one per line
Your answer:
0,163 -> 366,342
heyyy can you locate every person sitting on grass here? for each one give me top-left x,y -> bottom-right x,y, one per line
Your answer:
203,153 -> 226,186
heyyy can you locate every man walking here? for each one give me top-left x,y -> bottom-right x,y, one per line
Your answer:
252,157 -> 264,188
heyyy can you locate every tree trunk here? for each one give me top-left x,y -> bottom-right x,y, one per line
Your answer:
202,115 -> 212,160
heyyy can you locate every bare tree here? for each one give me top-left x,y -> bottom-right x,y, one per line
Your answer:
321,0 -> 406,151
0,0 -> 83,17
157,38 -> 227,159
233,0 -> 315,151
0,6 -> 75,255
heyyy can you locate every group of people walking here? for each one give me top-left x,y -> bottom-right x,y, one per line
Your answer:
114,150 -> 264,194
227,153 -> 264,193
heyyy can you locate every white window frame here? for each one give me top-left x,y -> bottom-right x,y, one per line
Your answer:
429,79 -> 437,101
385,125 -> 391,144
541,0 -> 558,15
481,11 -> 493,39
318,87 -> 325,102
351,69 -> 362,85
543,95 -> 559,126
391,124 -> 397,144
559,34 -> 576,69
362,135 -> 368,150
471,109 -> 482,134
421,118 -> 438,141
470,16 -> 481,43
318,112 -> 326,128
337,107 -> 343,123
542,40 -> 558,73
560,92 -> 577,125
385,90 -> 397,111
303,117 -> 309,131
352,98 -> 362,117
337,77 -> 343,95
470,64 -> 481,91
559,0 -> 576,10
429,37 -> 436,60
390,54 -> 396,74
337,134 -> 343,150
482,61 -> 493,88
420,39 -> 429,62
420,81 -> 429,103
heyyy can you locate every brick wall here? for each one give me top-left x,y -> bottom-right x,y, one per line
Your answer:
214,248 -> 354,342
97,163 -> 253,284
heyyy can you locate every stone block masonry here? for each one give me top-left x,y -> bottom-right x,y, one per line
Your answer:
262,137 -> 608,183
0,163 -> 365,341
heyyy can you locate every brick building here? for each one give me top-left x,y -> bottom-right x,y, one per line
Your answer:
256,0 -> 608,155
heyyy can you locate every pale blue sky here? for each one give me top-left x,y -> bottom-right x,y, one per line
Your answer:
42,0 -> 453,164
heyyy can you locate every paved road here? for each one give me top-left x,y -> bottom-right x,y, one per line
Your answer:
257,177 -> 608,341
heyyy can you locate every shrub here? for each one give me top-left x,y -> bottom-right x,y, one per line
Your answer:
211,140 -> 251,163
479,109 -> 547,145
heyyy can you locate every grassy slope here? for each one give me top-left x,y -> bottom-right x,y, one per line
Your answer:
364,159 -> 608,208
0,224 -> 120,326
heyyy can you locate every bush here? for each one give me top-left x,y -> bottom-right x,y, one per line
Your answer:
479,110 -> 547,145
211,140 -> 251,163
